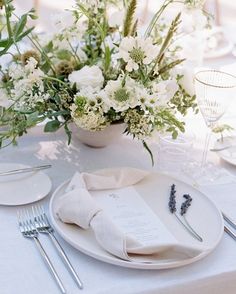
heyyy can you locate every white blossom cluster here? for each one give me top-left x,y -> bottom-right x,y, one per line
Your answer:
69,64 -> 179,135
8,57 -> 49,109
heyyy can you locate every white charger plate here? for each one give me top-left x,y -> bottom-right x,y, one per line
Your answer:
49,172 -> 223,270
0,163 -> 52,206
214,136 -> 236,166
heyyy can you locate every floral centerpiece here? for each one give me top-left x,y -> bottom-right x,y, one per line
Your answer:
0,0 -> 205,164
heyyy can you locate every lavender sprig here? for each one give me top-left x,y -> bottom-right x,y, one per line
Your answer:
168,184 -> 177,213
168,185 -> 203,242
180,194 -> 192,216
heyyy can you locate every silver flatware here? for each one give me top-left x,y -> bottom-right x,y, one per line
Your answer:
224,224 -> 236,241
210,145 -> 236,152
222,212 -> 236,241
17,209 -> 66,294
32,205 -> 83,290
223,212 -> 236,230
0,164 -> 52,176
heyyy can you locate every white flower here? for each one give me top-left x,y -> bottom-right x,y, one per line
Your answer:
0,88 -> 12,108
102,77 -> 141,112
75,87 -> 109,113
72,111 -> 108,131
108,10 -> 124,28
8,63 -> 24,80
124,109 -> 154,139
51,11 -> 74,32
152,79 -> 179,105
118,36 -> 159,72
79,0 -> 105,13
68,65 -> 104,90
8,58 -> 47,108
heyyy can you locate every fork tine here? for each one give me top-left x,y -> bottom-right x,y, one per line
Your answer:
17,210 -> 24,233
38,205 -> 46,225
36,204 -> 47,226
33,205 -> 42,226
40,205 -> 50,226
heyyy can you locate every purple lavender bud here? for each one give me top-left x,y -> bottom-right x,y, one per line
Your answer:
169,184 -> 177,214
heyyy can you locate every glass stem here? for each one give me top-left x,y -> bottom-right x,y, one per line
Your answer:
201,128 -> 212,168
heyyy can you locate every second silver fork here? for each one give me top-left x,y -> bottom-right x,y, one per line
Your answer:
17,209 -> 66,294
32,205 -> 83,290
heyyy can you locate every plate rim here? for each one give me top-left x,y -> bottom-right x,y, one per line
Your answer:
204,39 -> 233,59
0,163 -> 52,206
214,137 -> 236,166
49,172 -> 224,270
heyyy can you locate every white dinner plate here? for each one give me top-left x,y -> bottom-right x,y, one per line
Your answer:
49,172 -> 223,269
0,163 -> 52,206
214,136 -> 236,166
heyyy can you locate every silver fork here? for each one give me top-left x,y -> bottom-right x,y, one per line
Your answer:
32,205 -> 83,290
17,209 -> 66,294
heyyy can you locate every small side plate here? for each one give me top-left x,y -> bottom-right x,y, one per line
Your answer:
0,163 -> 52,206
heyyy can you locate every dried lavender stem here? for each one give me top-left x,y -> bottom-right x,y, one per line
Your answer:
174,213 -> 202,242
169,185 -> 203,242
182,215 -> 203,242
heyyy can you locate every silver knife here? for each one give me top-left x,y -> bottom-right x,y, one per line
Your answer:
0,164 -> 52,176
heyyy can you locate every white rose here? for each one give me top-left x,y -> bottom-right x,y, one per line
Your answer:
68,65 -> 104,90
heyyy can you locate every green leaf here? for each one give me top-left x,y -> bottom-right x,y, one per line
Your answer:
14,14 -> 27,38
44,41 -> 53,53
0,38 -> 11,47
15,27 -> 34,42
44,120 -> 61,132
56,49 -> 72,60
64,123 -> 72,145
142,140 -> 154,166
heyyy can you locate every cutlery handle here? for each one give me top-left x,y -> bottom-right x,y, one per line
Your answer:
0,164 -> 52,176
222,213 -> 236,231
224,225 -> 236,241
49,232 -> 83,289
33,237 -> 66,294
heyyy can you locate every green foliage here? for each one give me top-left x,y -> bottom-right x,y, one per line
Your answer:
44,120 -> 61,132
170,84 -> 198,116
0,1 -> 35,57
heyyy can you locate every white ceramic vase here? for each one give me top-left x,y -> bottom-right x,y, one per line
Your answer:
75,123 -> 126,148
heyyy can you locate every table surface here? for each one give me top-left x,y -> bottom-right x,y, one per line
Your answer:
1,119 -> 236,294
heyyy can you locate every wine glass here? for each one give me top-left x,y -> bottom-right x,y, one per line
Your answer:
194,70 -> 236,180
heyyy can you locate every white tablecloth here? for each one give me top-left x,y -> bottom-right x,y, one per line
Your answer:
1,123 -> 236,294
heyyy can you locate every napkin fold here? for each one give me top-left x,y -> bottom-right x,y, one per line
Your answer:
55,168 -> 203,263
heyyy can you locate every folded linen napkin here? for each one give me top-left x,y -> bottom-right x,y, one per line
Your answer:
55,168 -> 203,263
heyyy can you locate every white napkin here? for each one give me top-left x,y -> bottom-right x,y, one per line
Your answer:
55,168 -> 203,263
